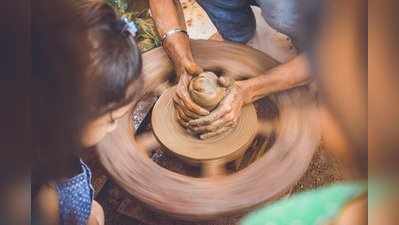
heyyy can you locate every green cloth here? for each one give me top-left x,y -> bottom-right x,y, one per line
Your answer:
241,182 -> 367,225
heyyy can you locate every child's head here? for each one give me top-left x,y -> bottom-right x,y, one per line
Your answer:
32,0 -> 142,180
76,1 -> 143,147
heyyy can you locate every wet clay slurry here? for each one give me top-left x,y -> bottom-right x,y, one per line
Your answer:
97,40 -> 320,220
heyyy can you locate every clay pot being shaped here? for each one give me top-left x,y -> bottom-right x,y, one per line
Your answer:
188,72 -> 225,111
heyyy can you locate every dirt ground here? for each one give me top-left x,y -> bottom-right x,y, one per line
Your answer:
292,146 -> 344,193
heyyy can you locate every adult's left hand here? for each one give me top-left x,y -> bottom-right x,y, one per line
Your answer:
188,78 -> 251,139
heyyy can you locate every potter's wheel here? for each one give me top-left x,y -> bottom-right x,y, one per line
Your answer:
97,40 -> 320,220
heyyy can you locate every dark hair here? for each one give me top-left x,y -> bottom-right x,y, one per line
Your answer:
31,0 -> 142,191
80,1 -> 142,118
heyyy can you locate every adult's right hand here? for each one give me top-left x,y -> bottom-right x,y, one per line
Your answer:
173,59 -> 209,128
148,0 -> 210,129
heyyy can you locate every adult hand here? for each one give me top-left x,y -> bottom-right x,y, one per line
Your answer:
173,59 -> 210,128
188,78 -> 251,139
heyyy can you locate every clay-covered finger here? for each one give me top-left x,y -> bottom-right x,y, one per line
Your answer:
218,76 -> 234,87
174,101 -> 202,120
175,106 -> 191,122
175,88 -> 209,116
181,105 -> 203,119
174,90 -> 209,121
185,62 -> 203,76
173,94 -> 187,109
189,105 -> 230,126
175,111 -> 190,128
200,126 -> 232,139
174,96 -> 196,119
192,113 -> 237,134
224,121 -> 236,129
190,118 -> 227,133
185,127 -> 197,136
180,92 -> 210,116
173,94 -> 199,118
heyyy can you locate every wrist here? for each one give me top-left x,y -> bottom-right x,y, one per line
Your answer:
175,58 -> 196,79
236,80 -> 254,105
163,32 -> 192,61
163,33 -> 196,76
161,28 -> 188,46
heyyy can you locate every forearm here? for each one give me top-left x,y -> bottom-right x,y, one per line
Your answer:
149,0 -> 194,73
240,54 -> 312,103
149,0 -> 186,35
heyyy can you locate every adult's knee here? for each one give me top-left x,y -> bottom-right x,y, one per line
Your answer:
197,0 -> 256,44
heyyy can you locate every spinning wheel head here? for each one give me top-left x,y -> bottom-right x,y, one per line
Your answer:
151,86 -> 258,163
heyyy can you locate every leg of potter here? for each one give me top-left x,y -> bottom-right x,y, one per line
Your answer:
196,0 -> 256,43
